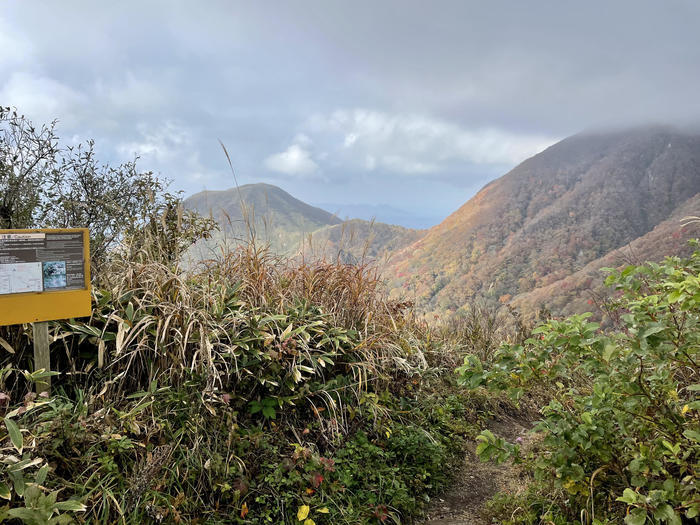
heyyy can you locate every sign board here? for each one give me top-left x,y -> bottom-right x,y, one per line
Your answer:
0,228 -> 91,326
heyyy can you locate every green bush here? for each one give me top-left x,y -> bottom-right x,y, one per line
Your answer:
458,243 -> 700,524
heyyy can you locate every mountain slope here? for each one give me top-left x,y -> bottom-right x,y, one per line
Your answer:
511,193 -> 700,317
303,219 -> 423,263
185,183 -> 342,232
386,126 -> 700,315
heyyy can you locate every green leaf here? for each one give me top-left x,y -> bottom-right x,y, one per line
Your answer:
475,441 -> 489,456
654,503 -> 681,525
4,418 -> 23,454
625,508 -> 648,525
479,429 -> 495,441
602,343 -> 617,362
683,429 -> 700,443
9,470 -> 25,497
621,265 -> 637,278
0,482 -> 10,500
35,464 -> 49,485
7,508 -> 37,521
7,457 -> 43,473
125,302 -> 135,322
468,372 -> 484,388
617,488 -> 639,504
661,440 -> 679,455
54,499 -> 87,512
641,325 -> 665,338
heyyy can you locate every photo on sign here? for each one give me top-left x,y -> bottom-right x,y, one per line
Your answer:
42,261 -> 67,289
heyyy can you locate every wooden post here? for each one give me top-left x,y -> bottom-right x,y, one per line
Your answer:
32,321 -> 51,394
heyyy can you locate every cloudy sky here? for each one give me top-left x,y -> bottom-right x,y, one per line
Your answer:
2,1 -> 699,227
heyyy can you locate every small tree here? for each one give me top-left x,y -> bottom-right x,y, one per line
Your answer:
0,107 -> 185,270
0,106 -> 58,228
42,140 -> 169,270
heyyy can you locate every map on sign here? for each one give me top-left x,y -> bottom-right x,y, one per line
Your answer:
0,262 -> 43,294
0,232 -> 86,295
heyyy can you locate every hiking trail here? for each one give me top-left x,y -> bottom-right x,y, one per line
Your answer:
423,416 -> 534,525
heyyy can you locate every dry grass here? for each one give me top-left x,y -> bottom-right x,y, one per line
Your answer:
43,236 -> 428,421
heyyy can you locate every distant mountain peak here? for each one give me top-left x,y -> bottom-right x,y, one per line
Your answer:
185,183 -> 342,228
183,182 -> 418,258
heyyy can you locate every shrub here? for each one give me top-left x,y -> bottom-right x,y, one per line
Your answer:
458,243 -> 700,524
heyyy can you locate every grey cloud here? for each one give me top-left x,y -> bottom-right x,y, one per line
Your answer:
1,0 -> 699,225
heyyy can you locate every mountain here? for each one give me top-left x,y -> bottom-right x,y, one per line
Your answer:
184,183 -> 342,254
386,126 -> 700,316
511,193 -> 700,317
185,183 -> 342,233
184,183 -> 419,260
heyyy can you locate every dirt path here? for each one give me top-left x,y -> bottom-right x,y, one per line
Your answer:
422,416 -> 533,525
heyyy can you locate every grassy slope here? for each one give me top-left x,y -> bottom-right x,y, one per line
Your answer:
0,243 -> 491,525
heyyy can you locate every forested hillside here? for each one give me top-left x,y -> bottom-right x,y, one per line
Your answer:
386,126 -> 700,317
512,193 -> 700,316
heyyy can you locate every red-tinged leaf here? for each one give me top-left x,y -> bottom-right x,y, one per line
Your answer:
310,472 -> 324,488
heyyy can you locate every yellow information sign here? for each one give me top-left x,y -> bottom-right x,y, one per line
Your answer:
0,228 -> 91,326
